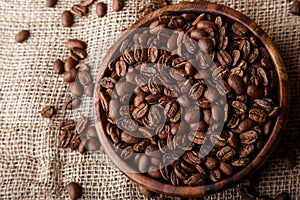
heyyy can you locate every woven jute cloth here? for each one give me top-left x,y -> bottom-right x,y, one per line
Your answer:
0,0 -> 299,199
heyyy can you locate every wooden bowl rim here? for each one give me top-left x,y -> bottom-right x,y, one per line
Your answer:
94,1 -> 290,197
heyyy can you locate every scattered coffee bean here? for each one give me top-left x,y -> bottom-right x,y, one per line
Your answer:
87,126 -> 98,138
66,39 -> 87,50
70,48 -> 87,61
275,192 -> 291,200
66,182 -> 82,199
96,2 -> 107,17
57,131 -> 73,148
85,83 -> 94,97
78,137 -> 87,154
87,138 -> 100,151
69,81 -> 84,97
70,134 -> 81,150
61,10 -> 74,27
45,0 -> 57,7
53,59 -> 64,74
80,0 -> 94,6
291,0 -> 300,15
60,119 -> 76,131
112,0 -> 125,12
64,68 -> 78,83
282,148 -> 296,169
15,30 -> 29,43
64,97 -> 81,110
71,4 -> 88,17
75,116 -> 89,134
78,71 -> 92,86
64,57 -> 78,72
40,106 -> 55,118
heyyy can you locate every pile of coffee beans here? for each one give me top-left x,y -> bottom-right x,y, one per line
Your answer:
97,11 -> 282,186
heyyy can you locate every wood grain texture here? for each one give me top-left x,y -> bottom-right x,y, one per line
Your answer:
94,1 -> 289,197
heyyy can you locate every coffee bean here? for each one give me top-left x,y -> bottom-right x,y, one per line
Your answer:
239,185 -> 258,200
132,103 -> 149,119
78,71 -> 92,86
64,97 -> 81,110
64,68 -> 78,83
75,116 -> 89,134
60,119 -> 76,131
53,59 -> 64,74
57,131 -> 73,148
219,161 -> 233,176
86,126 -> 97,139
228,74 -> 246,95
205,156 -> 218,170
61,11 -> 74,27
249,107 -> 267,123
71,4 -> 88,17
64,57 -> 78,72
85,83 -> 94,97
138,185 -> 156,198
71,48 -> 87,60
41,106 -> 55,118
66,182 -> 82,199
183,173 -> 206,186
80,0 -> 94,6
282,148 -> 296,169
232,22 -> 247,36
184,107 -> 200,123
46,0 -> 57,7
216,146 -> 235,161
78,137 -> 87,154
291,0 -> 300,15
69,81 -> 84,97
87,138 -> 100,151
112,0 -> 125,12
66,39 -> 87,50
138,154 -> 150,173
240,130 -> 258,145
275,192 -> 291,200
15,30 -> 29,43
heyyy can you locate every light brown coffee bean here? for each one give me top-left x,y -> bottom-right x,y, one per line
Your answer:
71,48 -> 87,60
46,0 -> 58,7
41,106 -> 55,118
69,82 -> 83,97
15,30 -> 29,43
61,11 -> 74,27
66,182 -> 82,199
112,0 -> 125,12
53,59 -> 64,74
71,4 -> 88,17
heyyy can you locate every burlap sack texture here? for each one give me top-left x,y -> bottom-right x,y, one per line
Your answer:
0,0 -> 299,199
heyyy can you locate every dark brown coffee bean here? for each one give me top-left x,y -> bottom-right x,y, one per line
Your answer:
75,116 -> 89,134
80,0 -> 94,6
46,0 -> 58,7
217,50 -> 232,67
64,57 -> 77,72
85,83 -> 94,97
41,106 -> 55,118
231,157 -> 249,167
69,81 -> 83,97
87,138 -> 100,151
71,4 -> 88,17
239,185 -> 258,200
64,69 -> 77,83
291,0 -> 300,15
132,103 -> 149,119
53,59 -> 64,74
275,192 -> 291,200
78,71 -> 92,86
66,182 -> 82,199
57,131 -> 72,148
237,118 -> 256,132
100,77 -> 117,89
15,30 -> 29,43
183,173 -> 206,186
61,11 -> 74,27
232,22 -> 247,35
210,134 -> 226,148
249,107 -> 267,123
66,39 -> 87,50
71,48 -> 87,60
239,40 -> 251,59
216,146 -> 235,161
183,151 -> 202,165
87,126 -> 98,138
60,119 -> 76,131
239,144 -> 255,158
198,37 -> 213,53
112,0 -> 125,12
247,85 -> 264,99
78,137 -> 87,154
209,168 -> 221,182
282,148 -> 296,169
189,83 -> 205,100
164,101 -> 179,118
240,130 -> 258,145
205,156 -> 218,170
138,185 -> 156,198
228,74 -> 246,95
219,161 -> 233,176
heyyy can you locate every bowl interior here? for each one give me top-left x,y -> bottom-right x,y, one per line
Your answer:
94,1 -> 289,197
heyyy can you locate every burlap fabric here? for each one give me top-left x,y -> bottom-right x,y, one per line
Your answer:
0,0 -> 299,199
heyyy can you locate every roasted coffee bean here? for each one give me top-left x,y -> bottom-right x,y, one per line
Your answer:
240,130 -> 258,145
184,107 -> 200,123
232,22 -> 247,35
249,107 -> 267,123
189,83 -> 205,100
100,77 -> 117,89
219,161 -> 233,176
75,116 -> 89,134
239,185 -> 258,200
64,97 -> 81,110
216,146 -> 235,161
53,59 -> 64,74
69,81 -> 84,97
231,157 -> 249,167
46,0 -> 58,7
41,105 -> 55,118
60,119 -> 76,131
66,182 -> 82,199
217,50 -> 232,67
120,146 -> 134,160
71,48 -> 87,60
132,103 -> 149,119
64,57 -> 77,72
85,83 -> 94,97
183,173 -> 206,186
228,131 -> 239,149
282,148 -> 296,169
112,0 -> 125,12
61,11 -> 74,27
80,0 -> 94,6
205,156 -> 218,170
237,118 -> 256,132
15,30 -> 29,43
210,134 -> 226,148
71,4 -> 88,17
275,192 -> 291,200
57,131 -> 73,148
87,138 -> 100,151
138,154 -> 150,173
70,134 -> 81,150
291,0 -> 300,15
164,101 -> 179,118
66,39 -> 87,50
239,144 -> 255,158
78,137 -> 87,154
78,71 -> 92,86
87,126 -> 98,138
228,74 -> 246,95
247,85 -> 264,99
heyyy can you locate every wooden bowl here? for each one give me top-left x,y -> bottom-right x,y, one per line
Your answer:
94,1 -> 289,197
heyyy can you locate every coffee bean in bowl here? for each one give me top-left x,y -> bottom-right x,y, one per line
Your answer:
94,1 -> 289,197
